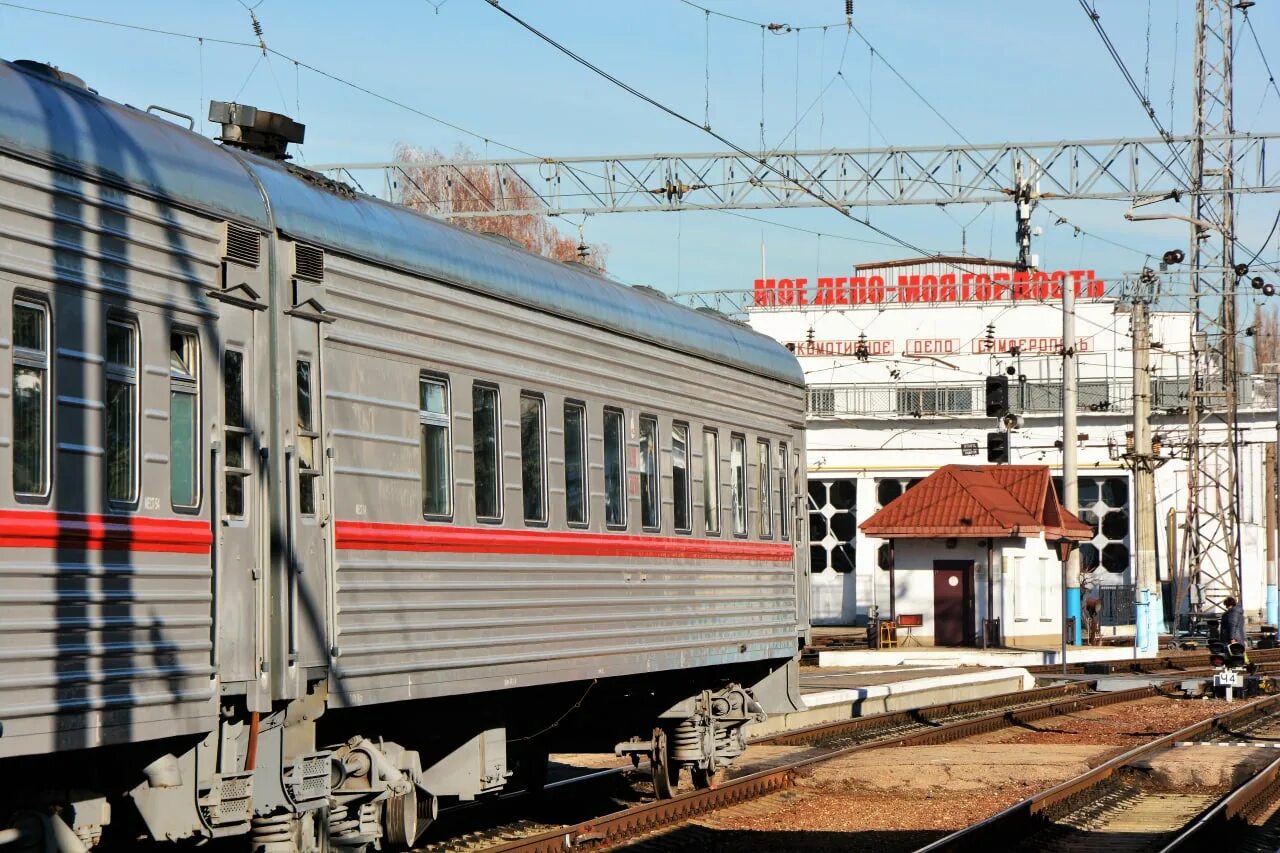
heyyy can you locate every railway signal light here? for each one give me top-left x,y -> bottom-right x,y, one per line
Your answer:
985,375 -> 1009,418
986,431 -> 1009,464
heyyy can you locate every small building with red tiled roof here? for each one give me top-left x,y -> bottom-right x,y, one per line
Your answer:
859,464 -> 1093,647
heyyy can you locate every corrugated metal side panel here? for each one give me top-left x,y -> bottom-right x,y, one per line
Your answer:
329,553 -> 797,705
0,153 -> 220,757
0,547 -> 216,756
318,254 -> 803,707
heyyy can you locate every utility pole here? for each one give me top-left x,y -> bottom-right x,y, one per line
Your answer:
1180,0 -> 1243,630
1267,438 -> 1278,627
1130,294 -> 1162,655
1063,265 -> 1081,645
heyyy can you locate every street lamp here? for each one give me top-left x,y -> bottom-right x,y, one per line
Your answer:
1054,536 -> 1080,675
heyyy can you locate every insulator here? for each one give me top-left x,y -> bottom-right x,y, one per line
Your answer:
845,0 -> 854,15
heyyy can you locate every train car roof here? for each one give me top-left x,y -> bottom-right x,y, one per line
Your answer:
0,58 -> 804,388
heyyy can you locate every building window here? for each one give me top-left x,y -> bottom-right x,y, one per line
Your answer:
419,375 -> 451,517
639,415 -> 660,530
703,429 -> 720,534
170,330 -> 200,509
472,384 -> 500,521
564,401 -> 587,526
777,441 -> 789,540
730,433 -> 746,536
810,479 -> 857,573
12,299 -> 49,497
604,408 -> 626,528
672,423 -> 690,533
757,439 -> 772,538
105,317 -> 138,504
224,349 -> 249,518
520,394 -> 546,523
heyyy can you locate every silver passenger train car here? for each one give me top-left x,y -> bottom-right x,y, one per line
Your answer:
0,58 -> 809,851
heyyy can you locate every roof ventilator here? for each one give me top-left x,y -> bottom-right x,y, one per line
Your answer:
209,100 -> 305,160
293,244 -> 325,283
223,223 -> 262,268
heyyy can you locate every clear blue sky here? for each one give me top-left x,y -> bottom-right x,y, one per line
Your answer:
2,0 -> 1277,300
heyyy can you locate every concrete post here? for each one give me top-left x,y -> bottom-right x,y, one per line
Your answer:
1267,440 -> 1278,627
1132,300 -> 1161,655
1063,271 -> 1081,644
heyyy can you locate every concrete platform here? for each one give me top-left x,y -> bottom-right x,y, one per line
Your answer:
817,645 -> 1147,668
747,665 -> 1035,738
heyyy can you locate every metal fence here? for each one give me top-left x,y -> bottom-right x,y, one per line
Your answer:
806,375 -> 1275,418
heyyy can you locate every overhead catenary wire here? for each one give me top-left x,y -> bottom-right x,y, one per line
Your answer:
472,1 -> 1170,348
481,1 -> 986,277
1241,9 -> 1280,105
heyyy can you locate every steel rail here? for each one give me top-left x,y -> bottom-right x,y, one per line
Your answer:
470,684 -> 1166,853
1157,752 -> 1280,850
913,692 -> 1280,853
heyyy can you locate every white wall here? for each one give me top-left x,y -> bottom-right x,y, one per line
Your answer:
888,536 -> 1062,646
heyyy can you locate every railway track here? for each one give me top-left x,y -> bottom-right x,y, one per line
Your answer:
915,693 -> 1280,853
416,679 -> 1184,852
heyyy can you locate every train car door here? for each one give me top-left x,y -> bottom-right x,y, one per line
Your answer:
214,295 -> 270,710
285,252 -> 333,682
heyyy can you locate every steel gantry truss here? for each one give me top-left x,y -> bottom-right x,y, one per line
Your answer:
1178,0 -> 1243,629
314,133 -> 1280,217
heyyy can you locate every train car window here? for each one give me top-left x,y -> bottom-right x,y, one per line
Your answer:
757,439 -> 773,539
702,429 -> 720,535
519,393 -> 546,524
296,360 -> 321,516
672,423 -> 691,533
472,384 -> 500,521
564,401 -> 588,526
12,299 -> 50,498
105,317 -> 138,505
639,415 -> 660,530
604,408 -> 626,528
730,434 -> 747,537
169,331 -> 200,509
224,350 -> 249,518
419,375 -> 451,518
778,441 -> 790,540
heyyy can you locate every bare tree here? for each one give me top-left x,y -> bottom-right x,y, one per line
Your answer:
394,143 -> 608,271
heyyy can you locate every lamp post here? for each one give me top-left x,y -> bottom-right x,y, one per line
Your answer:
1054,537 -> 1079,674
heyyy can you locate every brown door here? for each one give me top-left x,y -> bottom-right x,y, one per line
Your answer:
933,560 -> 975,646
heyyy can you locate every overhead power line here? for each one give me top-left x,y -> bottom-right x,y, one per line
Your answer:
1241,10 -> 1280,103
482,0 -> 956,266
1077,0 -> 1186,156
0,0 -> 547,161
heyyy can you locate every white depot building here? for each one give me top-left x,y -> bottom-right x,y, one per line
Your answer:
746,256 -> 1279,641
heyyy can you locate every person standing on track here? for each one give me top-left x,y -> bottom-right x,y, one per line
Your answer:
1222,596 -> 1248,646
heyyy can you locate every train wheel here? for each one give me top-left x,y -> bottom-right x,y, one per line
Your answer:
382,789 -> 418,850
691,766 -> 721,790
650,727 -> 679,799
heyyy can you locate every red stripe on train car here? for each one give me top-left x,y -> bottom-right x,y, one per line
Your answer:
0,510 -> 213,554
334,521 -> 793,562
